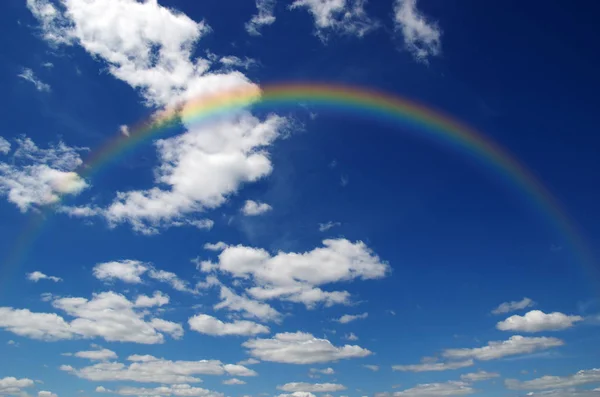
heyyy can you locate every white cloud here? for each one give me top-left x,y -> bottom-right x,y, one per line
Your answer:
492,297 -> 535,315
7,340 -> 19,347
150,318 -> 184,339
18,68 -> 51,92
241,200 -> 272,216
0,307 -> 74,341
219,56 -> 257,71
97,384 -> 224,397
222,378 -> 246,385
188,314 -> 270,336
277,393 -> 317,397
25,0 -> 72,46
200,239 -> 389,308
519,390 -> 600,397
496,310 -> 583,332
243,331 -> 372,364
319,221 -> 340,232
505,368 -> 600,390
63,355 -> 256,384
214,285 -> 282,322
72,348 -> 118,361
0,137 -> 10,155
278,383 -> 345,392
134,291 -> 170,308
0,137 -> 88,212
26,271 -> 62,282
38,391 -> 58,397
336,312 -> 368,324
290,0 -> 378,41
237,358 -> 260,366
246,0 -> 277,36
204,242 -> 228,251
309,368 -> 335,375
0,377 -> 34,396
119,125 -> 130,137
364,364 -> 379,371
393,360 -> 473,372
460,371 -> 500,382
377,381 -> 474,397
148,269 -> 196,294
344,332 -> 358,341
42,62 -> 54,68
442,335 -> 564,361
393,0 -> 442,62
93,260 -> 148,284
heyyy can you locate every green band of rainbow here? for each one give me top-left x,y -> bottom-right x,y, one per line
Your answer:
5,83 -> 596,288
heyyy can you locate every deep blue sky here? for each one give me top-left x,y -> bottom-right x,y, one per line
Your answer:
0,1 -> 599,397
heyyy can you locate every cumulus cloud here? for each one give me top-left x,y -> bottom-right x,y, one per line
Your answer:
290,0 -> 378,41
93,260 -> 148,284
243,331 -> 371,364
278,383 -> 346,392
376,381 -> 474,397
392,360 -> 473,372
38,391 -> 58,397
71,348 -> 118,361
442,335 -> 564,361
188,314 -> 270,336
496,310 -> 583,332
246,0 -> 277,36
0,291 -> 183,343
214,285 -> 282,322
200,239 -> 389,308
460,371 -> 500,382
505,368 -> 600,390
0,136 -> 88,212
222,378 -> 246,385
62,355 -> 256,384
26,271 -> 62,282
336,312 -> 368,324
0,377 -> 34,396
18,67 -> 51,92
492,297 -> 535,315
97,384 -> 224,397
393,0 -> 442,62
134,291 -> 170,308
241,200 -> 272,216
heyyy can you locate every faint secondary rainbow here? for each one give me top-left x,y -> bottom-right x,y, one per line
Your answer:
5,82 -> 597,285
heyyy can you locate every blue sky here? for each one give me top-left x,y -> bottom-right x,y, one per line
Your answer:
0,1 -> 599,397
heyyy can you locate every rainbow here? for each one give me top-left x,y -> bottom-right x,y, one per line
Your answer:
5,83 -> 597,286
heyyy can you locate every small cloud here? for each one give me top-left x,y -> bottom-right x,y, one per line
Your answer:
7,340 -> 19,347
42,62 -> 54,68
364,364 -> 379,371
120,125 -> 130,137
344,333 -> 359,341
329,160 -> 337,168
18,68 -> 51,92
492,298 -> 536,315
340,175 -> 349,187
26,271 -> 62,283
336,312 -> 368,324
393,0 -> 442,63
319,221 -> 341,232
387,309 -> 396,316
246,0 -> 276,36
241,200 -> 272,216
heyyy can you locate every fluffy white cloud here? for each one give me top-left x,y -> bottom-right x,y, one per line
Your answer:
200,239 -> 388,308
336,312 -> 368,324
72,348 -> 118,361
392,360 -> 473,372
214,286 -> 282,322
492,297 -> 535,315
93,260 -> 147,284
442,335 -> 564,361
241,200 -> 272,216
204,242 -> 228,251
222,378 -> 246,385
246,0 -> 277,36
150,318 -> 184,339
188,314 -> 270,336
393,0 -> 441,62
496,310 -> 583,332
0,137 -> 11,154
38,391 -> 58,397
0,137 -> 88,212
26,271 -> 62,282
0,307 -> 74,340
0,377 -> 34,396
278,383 -> 346,392
134,291 -> 170,308
290,0 -> 378,41
505,368 -> 600,390
309,368 -> 335,375
377,381 -> 474,397
243,331 -> 371,364
97,384 -> 224,397
460,371 -> 499,382
63,355 -> 256,384
364,365 -> 379,371
148,269 -> 196,294
18,67 -> 51,92
277,393 -> 317,397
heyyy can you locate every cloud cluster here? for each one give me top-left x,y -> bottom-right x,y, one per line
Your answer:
0,377 -> 34,396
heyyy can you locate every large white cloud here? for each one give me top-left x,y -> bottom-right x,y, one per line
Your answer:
243,331 -> 371,364
376,381 -> 474,397
505,369 -> 600,390
393,0 -> 441,63
392,360 -> 473,372
496,310 -> 583,332
200,239 -> 389,307
62,355 -> 256,384
277,383 -> 346,392
188,314 -> 270,336
442,335 -> 564,361
492,297 -> 536,315
0,136 -> 88,212
290,0 -> 378,41
0,377 -> 35,396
